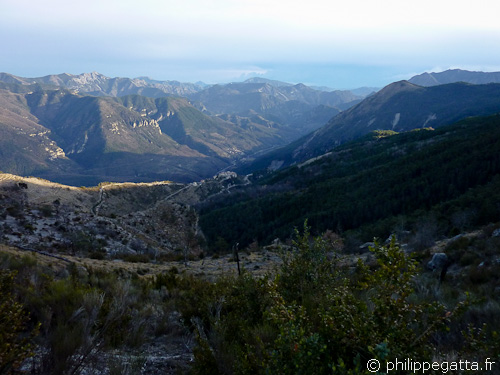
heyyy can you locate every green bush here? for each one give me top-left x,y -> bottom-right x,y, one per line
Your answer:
0,270 -> 39,374
185,225 -> 466,375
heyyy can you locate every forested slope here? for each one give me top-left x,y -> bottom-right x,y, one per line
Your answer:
199,114 -> 500,249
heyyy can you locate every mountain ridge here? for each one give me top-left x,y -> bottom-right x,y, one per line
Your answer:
240,80 -> 500,171
0,72 -> 207,98
409,69 -> 500,86
0,72 -> 360,166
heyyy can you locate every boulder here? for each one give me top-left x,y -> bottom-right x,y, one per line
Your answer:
359,242 -> 375,250
427,253 -> 449,271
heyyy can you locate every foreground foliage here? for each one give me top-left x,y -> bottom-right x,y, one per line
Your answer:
184,225 -> 497,374
0,271 -> 39,374
1,222 -> 499,374
0,253 -> 191,375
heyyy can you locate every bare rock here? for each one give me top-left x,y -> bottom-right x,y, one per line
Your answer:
427,253 -> 449,271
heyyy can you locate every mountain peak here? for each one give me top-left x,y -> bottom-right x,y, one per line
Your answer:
243,77 -> 293,87
369,80 -> 422,101
383,80 -> 420,90
75,71 -> 108,82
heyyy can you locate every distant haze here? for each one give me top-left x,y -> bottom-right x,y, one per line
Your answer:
2,0 -> 500,88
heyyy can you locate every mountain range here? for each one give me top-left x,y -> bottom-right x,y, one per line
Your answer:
0,82 -> 308,185
0,71 -> 207,98
0,71 -> 363,142
0,72 -> 365,185
2,69 -> 500,185
241,79 -> 500,171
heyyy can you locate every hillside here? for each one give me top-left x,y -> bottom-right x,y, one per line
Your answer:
0,170 -> 257,264
0,83 -> 310,185
241,81 -> 500,171
0,84 -> 81,177
0,173 -> 202,259
200,114 -> 500,249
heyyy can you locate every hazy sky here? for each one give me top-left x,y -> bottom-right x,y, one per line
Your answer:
2,0 -> 500,88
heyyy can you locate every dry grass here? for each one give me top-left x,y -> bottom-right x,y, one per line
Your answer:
0,244 -> 281,280
0,172 -> 96,211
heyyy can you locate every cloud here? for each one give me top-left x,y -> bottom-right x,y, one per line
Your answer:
3,0 -> 500,87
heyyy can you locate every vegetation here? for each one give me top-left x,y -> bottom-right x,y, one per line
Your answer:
0,252 -> 191,374
181,224 -> 499,374
1,217 -> 500,374
200,114 -> 500,250
0,270 -> 39,374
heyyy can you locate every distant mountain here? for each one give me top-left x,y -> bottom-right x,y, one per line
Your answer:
0,72 -> 206,98
188,81 -> 361,137
240,80 -> 500,171
409,69 -> 500,86
242,77 -> 294,87
0,82 -> 305,185
189,81 -> 360,115
311,85 -> 380,97
349,87 -> 380,97
241,79 -> 378,98
0,72 -> 360,147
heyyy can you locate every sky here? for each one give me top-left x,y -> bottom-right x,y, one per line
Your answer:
2,0 -> 500,89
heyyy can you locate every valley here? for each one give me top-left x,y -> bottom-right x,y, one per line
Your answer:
1,69 -> 500,375
0,72 -> 364,185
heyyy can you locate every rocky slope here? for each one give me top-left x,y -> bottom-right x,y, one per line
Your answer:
0,170 -> 256,261
0,173 -> 196,259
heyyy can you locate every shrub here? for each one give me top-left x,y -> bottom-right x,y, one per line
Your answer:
186,224 -> 466,375
0,254 -> 156,374
40,205 -> 53,217
121,253 -> 151,263
0,270 -> 39,374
